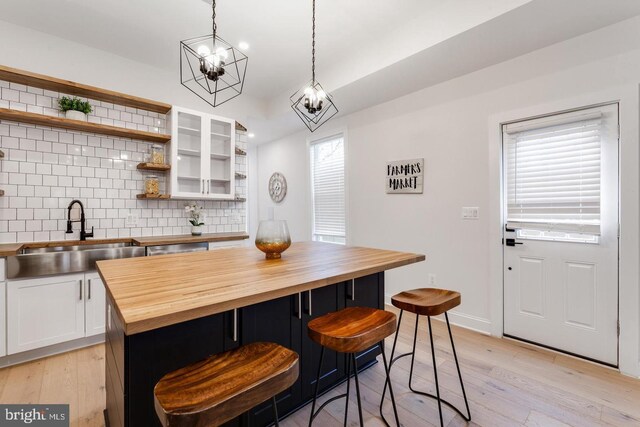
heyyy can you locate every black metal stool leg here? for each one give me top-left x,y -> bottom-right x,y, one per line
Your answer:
351,354 -> 364,427
393,313 -> 472,424
308,346 -> 325,427
379,341 -> 401,426
445,312 -> 471,421
380,310 -> 403,409
272,396 -> 280,427
408,313 -> 420,393
343,353 -> 352,427
427,316 -> 444,427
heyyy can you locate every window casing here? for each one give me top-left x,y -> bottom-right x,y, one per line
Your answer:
310,134 -> 346,244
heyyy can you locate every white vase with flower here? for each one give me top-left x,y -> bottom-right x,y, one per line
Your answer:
185,203 -> 205,236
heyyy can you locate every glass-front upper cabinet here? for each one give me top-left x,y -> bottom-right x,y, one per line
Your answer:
168,106 -> 235,200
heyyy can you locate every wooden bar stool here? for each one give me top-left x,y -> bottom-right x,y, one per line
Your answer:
154,342 -> 299,427
381,288 -> 471,427
307,306 -> 401,427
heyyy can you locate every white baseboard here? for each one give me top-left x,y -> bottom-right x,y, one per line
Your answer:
442,311 -> 492,335
384,295 -> 492,335
0,334 -> 104,368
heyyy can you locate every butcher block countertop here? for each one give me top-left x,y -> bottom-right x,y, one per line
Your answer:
0,232 -> 249,256
97,241 -> 425,335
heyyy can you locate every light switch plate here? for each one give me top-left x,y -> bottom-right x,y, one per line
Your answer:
462,207 -> 480,220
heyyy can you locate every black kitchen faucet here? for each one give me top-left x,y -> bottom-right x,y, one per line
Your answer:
66,199 -> 94,241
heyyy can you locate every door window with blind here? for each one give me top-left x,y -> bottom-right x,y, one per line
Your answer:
503,104 -> 618,243
310,134 -> 346,244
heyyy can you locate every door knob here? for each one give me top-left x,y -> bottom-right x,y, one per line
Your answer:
505,238 -> 523,247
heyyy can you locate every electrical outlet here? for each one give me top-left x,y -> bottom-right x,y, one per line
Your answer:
428,273 -> 436,285
462,207 -> 480,220
125,213 -> 138,227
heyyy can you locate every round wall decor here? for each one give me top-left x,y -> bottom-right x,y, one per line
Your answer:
269,172 -> 287,203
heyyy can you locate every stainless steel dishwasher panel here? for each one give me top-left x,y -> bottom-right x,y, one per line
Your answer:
145,242 -> 209,256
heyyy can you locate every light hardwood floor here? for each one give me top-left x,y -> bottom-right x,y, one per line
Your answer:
1,309 -> 639,426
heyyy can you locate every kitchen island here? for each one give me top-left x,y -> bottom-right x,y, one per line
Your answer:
97,241 -> 425,427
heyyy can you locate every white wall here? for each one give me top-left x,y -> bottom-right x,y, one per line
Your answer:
257,16 -> 640,376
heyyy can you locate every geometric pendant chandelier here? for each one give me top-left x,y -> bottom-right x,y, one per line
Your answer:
290,0 -> 338,132
180,0 -> 248,108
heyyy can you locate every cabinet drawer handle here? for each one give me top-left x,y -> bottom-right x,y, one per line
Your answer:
202,179 -> 205,194
88,279 -> 92,300
207,179 -> 210,194
296,293 -> 302,320
232,308 -> 238,342
107,304 -> 111,330
79,280 -> 83,300
348,279 -> 355,301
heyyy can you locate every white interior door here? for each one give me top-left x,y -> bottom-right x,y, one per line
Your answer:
503,104 -> 619,366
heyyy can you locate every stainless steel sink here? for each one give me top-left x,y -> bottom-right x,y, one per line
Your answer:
22,242 -> 131,254
7,243 -> 145,279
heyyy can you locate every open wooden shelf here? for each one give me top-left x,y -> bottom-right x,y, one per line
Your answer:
0,108 -> 170,143
137,163 -> 171,172
0,189 -> 4,197
235,172 -> 246,179
137,193 -> 171,199
235,121 -> 247,132
0,65 -> 171,114
234,197 -> 247,202
235,147 -> 247,156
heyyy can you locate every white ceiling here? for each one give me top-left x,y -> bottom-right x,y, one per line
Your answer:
2,0 -> 640,142
0,0 -> 530,99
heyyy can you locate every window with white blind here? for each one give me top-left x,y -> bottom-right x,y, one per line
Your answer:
503,106 -> 615,238
310,134 -> 346,244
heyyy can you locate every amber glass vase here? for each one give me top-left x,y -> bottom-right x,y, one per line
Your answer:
255,220 -> 292,259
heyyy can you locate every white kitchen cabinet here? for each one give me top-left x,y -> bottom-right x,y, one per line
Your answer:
0,282 -> 6,357
168,106 -> 236,200
7,274 -> 85,354
85,272 -> 106,337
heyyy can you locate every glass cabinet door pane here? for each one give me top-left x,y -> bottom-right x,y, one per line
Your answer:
177,112 -> 202,194
208,118 -> 232,196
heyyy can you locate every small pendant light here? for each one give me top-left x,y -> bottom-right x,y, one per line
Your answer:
290,0 -> 338,132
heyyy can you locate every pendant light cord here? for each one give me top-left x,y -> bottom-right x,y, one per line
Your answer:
212,0 -> 217,41
312,0 -> 316,85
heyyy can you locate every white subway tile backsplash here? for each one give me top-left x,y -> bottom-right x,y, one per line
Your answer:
0,80 -> 248,243
17,231 -> 33,242
42,152 -> 58,164
44,130 -> 59,142
2,88 -> 20,102
36,95 -> 51,108
19,92 -> 36,105
9,220 -> 26,232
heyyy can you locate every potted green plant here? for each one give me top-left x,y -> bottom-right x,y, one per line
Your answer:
58,96 -> 93,121
185,203 -> 205,235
